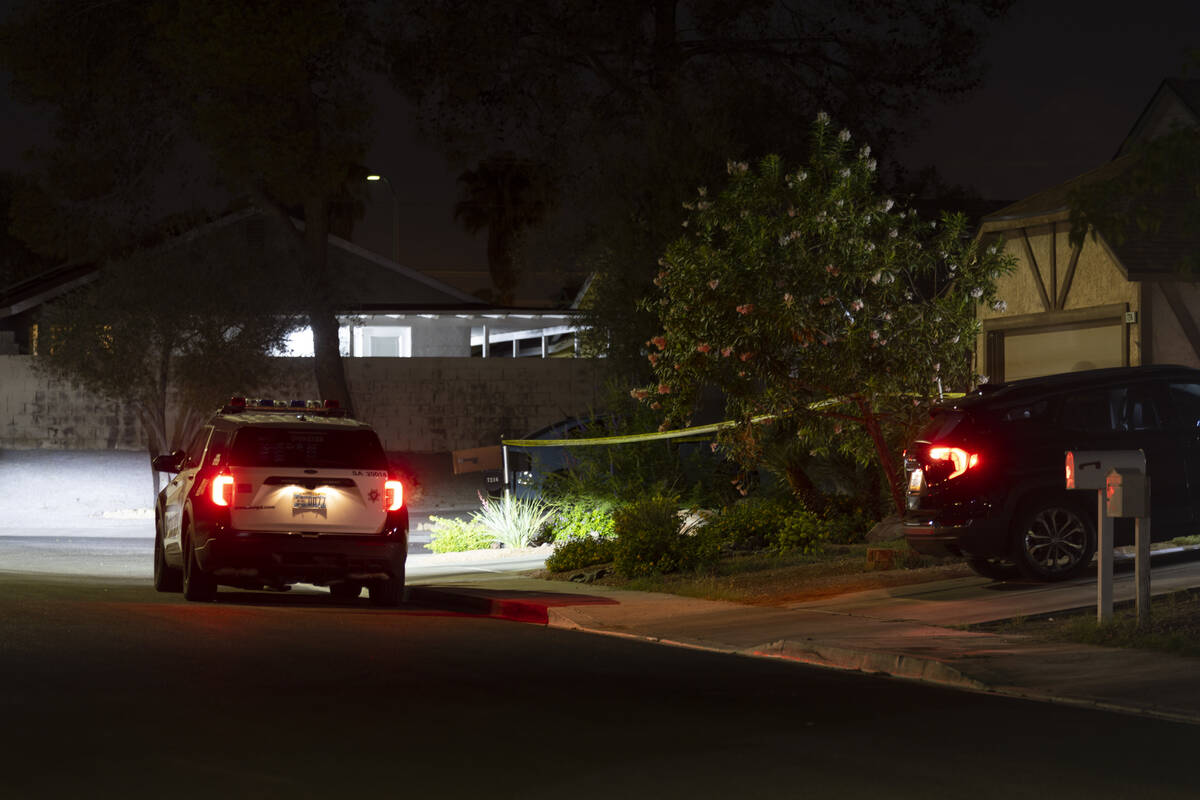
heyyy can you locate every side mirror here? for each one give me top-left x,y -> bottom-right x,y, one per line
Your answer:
151,450 -> 186,474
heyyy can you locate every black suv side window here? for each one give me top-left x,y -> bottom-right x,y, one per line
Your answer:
1168,383 -> 1200,430
1060,386 -> 1162,433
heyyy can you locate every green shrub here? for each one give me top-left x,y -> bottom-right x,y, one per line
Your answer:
548,498 -> 616,542
611,495 -> 697,577
817,495 -> 878,544
427,515 -> 494,553
545,536 -> 619,572
473,493 -> 556,549
703,498 -> 826,555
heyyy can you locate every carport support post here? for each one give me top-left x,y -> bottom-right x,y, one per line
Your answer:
1097,490 -> 1114,624
1136,508 -> 1151,628
502,444 -> 510,499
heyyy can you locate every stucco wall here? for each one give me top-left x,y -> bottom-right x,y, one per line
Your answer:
1149,282 -> 1200,369
0,355 -> 605,453
976,222 -> 1142,371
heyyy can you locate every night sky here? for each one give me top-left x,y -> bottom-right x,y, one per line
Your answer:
2,0 -> 1198,274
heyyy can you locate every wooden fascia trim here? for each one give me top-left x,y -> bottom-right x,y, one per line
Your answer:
1020,228 -> 1053,312
1055,240 -> 1083,311
977,208 -> 1071,237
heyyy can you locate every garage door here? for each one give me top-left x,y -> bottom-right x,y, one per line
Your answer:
1002,321 -> 1125,382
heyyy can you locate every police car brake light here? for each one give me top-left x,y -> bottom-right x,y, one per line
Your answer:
211,473 -> 235,506
384,479 -> 404,511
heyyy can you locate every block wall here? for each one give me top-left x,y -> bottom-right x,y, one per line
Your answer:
0,355 -> 605,453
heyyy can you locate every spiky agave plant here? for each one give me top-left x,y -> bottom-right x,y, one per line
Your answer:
473,492 -> 556,549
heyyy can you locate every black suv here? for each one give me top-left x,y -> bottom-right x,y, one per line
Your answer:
904,365 -> 1200,581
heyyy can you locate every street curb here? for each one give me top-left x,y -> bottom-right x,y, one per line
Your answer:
406,586 -> 550,624
745,639 -> 989,691
410,586 -> 1200,727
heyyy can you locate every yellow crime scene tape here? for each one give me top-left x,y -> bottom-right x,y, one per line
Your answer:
501,393 -> 966,448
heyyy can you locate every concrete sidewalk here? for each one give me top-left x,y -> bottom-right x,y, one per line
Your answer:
409,573 -> 1200,726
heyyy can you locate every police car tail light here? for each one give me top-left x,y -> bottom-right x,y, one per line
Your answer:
211,473 -> 235,506
384,479 -> 404,511
927,446 -> 979,480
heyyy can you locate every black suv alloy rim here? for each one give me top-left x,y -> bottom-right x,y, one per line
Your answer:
1023,507 -> 1089,575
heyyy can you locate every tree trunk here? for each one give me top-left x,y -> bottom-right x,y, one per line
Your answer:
784,461 -> 823,512
302,196 -> 354,415
858,399 -> 905,517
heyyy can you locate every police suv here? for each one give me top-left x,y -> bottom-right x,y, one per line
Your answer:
152,397 -> 408,605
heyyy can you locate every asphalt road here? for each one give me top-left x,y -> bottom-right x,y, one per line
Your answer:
0,535 -> 548,582
2,571 -> 1198,799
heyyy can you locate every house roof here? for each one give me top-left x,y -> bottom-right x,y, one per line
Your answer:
0,207 -> 494,321
1117,77 -> 1200,157
980,155 -> 1140,227
980,153 -> 1199,279
979,76 -> 1200,280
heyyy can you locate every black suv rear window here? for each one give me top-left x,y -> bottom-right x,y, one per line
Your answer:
229,427 -> 388,470
917,410 -> 965,441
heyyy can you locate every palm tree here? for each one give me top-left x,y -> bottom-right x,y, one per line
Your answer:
454,154 -> 552,305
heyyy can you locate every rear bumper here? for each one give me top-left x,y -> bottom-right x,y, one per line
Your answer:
194,517 -> 407,585
903,513 -> 1007,559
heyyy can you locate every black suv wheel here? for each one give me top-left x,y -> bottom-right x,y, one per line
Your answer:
1011,499 -> 1095,581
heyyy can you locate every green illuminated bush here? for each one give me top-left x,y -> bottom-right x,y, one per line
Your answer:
427,515 -> 494,553
611,495 -> 700,577
702,498 -> 827,554
545,536 -> 619,572
548,498 -> 616,542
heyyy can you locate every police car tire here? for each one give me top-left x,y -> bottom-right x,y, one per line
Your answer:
368,573 -> 406,607
153,523 -> 182,593
182,527 -> 217,602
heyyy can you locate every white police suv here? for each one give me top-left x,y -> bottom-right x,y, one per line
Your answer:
152,397 -> 408,605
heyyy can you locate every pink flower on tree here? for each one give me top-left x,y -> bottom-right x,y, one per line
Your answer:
696,343 -> 711,353
736,303 -> 755,314
647,353 -> 659,365
651,336 -> 667,350
657,384 -> 672,394
739,352 -> 755,362
721,347 -> 733,357
630,388 -> 650,400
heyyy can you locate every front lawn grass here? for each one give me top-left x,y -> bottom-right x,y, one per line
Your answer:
974,588 -> 1200,659
540,538 -> 971,606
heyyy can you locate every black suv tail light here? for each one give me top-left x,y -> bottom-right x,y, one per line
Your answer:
923,445 -> 981,480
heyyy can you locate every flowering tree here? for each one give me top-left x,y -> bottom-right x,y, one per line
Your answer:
634,115 -> 1015,515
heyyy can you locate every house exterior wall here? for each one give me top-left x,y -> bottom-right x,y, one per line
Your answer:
975,222 -> 1143,378
0,355 -> 605,453
1148,282 -> 1200,369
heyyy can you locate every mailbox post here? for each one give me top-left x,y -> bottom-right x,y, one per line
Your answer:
1065,450 -> 1146,623
1106,468 -> 1152,627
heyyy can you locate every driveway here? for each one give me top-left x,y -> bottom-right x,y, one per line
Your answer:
787,549 -> 1200,625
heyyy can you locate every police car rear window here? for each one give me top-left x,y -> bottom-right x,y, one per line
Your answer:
228,427 -> 387,470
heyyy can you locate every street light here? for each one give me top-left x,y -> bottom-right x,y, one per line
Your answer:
366,174 -> 400,263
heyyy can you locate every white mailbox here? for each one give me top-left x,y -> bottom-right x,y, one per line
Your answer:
1106,468 -> 1149,518
1065,449 -> 1146,491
